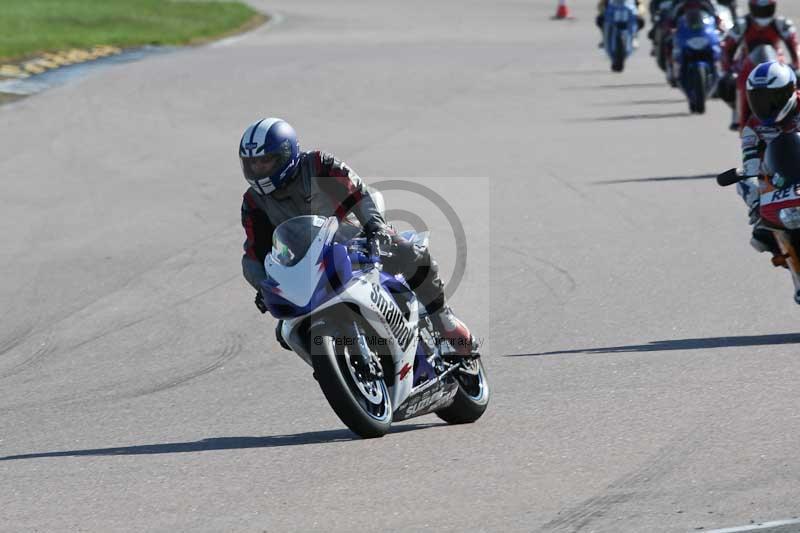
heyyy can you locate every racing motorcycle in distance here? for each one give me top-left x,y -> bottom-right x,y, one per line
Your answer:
650,1 -> 732,79
673,7 -> 721,113
651,0 -> 676,73
718,133 -> 800,301
261,215 -> 490,438
603,0 -> 640,72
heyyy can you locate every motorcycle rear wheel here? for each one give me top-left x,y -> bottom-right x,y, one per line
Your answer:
435,358 -> 490,424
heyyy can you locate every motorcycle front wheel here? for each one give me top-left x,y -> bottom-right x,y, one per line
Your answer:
611,32 -> 626,72
310,322 -> 393,438
688,66 -> 707,114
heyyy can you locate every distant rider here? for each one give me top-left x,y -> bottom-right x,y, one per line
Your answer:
596,0 -> 646,47
666,0 -> 723,85
238,118 -> 474,355
736,61 -> 800,302
721,0 -> 800,129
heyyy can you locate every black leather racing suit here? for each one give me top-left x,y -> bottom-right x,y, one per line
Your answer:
241,150 -> 446,314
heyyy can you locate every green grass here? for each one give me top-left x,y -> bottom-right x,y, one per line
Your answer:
0,0 -> 261,61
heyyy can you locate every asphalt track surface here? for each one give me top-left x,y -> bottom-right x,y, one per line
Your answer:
4,1 -> 800,532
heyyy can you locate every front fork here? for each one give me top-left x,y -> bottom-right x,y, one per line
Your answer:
772,230 -> 800,297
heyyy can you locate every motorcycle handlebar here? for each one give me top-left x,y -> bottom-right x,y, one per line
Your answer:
347,237 -> 392,266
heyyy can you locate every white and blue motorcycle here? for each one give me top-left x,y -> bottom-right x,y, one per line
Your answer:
604,0 -> 639,72
261,215 -> 490,438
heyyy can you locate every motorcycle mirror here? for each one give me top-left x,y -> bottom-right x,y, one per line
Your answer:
717,168 -> 742,187
765,133 -> 800,187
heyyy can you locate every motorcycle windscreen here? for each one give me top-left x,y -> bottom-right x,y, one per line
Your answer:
271,216 -> 328,267
765,133 -> 800,185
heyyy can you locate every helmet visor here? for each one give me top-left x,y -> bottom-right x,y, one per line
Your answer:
747,82 -> 796,122
750,3 -> 776,18
241,152 -> 289,182
685,9 -> 706,29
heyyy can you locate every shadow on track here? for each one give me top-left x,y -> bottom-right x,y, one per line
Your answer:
576,112 -> 688,122
507,333 -> 800,357
629,98 -> 687,105
593,173 -> 716,184
563,82 -> 667,91
548,69 -> 616,76
0,422 -> 445,461
596,98 -> 687,107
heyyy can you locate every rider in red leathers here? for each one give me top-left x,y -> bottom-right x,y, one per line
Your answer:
721,0 -> 800,130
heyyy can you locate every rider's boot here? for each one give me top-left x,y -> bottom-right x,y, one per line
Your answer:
430,306 -> 475,358
729,108 -> 740,131
666,62 -> 678,87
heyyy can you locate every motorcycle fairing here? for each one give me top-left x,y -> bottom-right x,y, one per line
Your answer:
674,10 -> 721,64
263,218 -> 354,319
604,0 -> 639,60
759,179 -> 800,226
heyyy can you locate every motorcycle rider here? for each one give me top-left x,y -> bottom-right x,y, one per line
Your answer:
596,0 -> 646,48
666,0 -> 722,81
721,0 -> 800,129
663,0 -> 723,84
239,118 -> 474,355
647,0 -> 672,46
737,61 -> 800,302
648,0 -> 729,21
670,0 -> 719,20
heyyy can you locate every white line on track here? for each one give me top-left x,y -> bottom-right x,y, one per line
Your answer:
705,518 -> 800,533
210,12 -> 285,47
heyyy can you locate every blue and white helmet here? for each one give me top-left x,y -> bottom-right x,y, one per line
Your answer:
239,118 -> 300,195
746,61 -> 797,126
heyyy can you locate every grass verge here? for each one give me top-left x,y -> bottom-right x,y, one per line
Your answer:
0,0 -> 263,62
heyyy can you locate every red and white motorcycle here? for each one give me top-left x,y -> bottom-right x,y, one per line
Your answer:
718,132 -> 800,302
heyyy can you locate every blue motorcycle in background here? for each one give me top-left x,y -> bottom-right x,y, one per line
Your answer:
673,7 -> 721,114
604,0 -> 639,72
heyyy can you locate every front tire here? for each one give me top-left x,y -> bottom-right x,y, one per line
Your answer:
612,32 -> 626,72
691,67 -> 707,114
436,359 -> 490,424
310,323 -> 392,438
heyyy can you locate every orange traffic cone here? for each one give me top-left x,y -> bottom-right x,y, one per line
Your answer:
554,0 -> 571,19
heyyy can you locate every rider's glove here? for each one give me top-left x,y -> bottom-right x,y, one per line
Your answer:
737,177 -> 760,225
367,226 -> 394,256
254,291 -> 268,314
